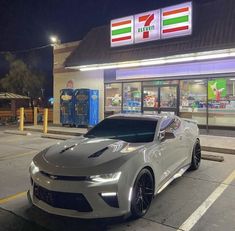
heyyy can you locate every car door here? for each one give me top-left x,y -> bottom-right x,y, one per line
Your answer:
159,117 -> 187,182
171,118 -> 189,167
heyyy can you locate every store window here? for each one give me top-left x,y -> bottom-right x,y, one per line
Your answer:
208,78 -> 235,127
180,79 -> 207,125
104,83 -> 122,116
123,82 -> 141,113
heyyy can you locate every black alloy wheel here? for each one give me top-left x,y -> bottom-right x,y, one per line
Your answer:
189,140 -> 201,170
131,169 -> 154,218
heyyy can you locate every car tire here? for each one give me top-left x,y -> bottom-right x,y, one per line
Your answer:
131,168 -> 154,219
189,140 -> 201,171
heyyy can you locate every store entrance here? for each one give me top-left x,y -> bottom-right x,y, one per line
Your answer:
143,85 -> 179,115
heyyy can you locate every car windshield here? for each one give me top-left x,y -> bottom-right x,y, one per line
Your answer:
84,118 -> 157,143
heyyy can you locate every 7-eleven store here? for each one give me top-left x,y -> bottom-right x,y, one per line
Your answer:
53,0 -> 235,133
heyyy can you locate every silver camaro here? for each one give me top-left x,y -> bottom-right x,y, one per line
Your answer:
28,114 -> 201,219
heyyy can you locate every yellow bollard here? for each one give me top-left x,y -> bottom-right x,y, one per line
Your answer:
43,108 -> 48,134
34,107 -> 38,126
19,107 -> 24,131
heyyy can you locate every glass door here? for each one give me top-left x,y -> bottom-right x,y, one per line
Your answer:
159,85 -> 178,115
143,85 -> 179,115
143,86 -> 159,114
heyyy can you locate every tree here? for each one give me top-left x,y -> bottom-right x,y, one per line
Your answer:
0,53 -> 44,98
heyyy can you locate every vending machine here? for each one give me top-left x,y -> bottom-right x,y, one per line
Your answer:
74,89 -> 99,127
60,89 -> 74,126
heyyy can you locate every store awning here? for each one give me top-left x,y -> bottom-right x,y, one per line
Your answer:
0,92 -> 30,100
65,0 -> 235,70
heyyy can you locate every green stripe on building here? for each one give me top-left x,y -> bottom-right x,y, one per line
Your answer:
112,27 -> 132,36
163,15 -> 189,26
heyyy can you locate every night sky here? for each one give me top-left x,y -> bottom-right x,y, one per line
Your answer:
0,0 -> 201,97
0,0 -> 192,50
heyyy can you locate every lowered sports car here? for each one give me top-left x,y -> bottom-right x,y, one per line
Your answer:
28,114 -> 201,219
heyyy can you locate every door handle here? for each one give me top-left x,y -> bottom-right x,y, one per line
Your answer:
179,136 -> 183,141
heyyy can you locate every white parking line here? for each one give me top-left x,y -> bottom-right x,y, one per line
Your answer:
177,170 -> 235,231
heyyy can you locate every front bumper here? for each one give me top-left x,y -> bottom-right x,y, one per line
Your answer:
29,172 -> 130,219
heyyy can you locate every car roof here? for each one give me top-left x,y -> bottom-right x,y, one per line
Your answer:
107,113 -> 174,121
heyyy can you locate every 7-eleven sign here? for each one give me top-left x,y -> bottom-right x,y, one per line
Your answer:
134,10 -> 161,43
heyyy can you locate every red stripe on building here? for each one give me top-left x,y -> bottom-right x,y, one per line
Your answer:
163,7 -> 189,17
112,20 -> 132,27
163,25 -> 189,33
112,36 -> 132,42
139,15 -> 150,22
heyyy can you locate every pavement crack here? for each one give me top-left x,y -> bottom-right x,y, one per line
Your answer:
142,217 -> 182,230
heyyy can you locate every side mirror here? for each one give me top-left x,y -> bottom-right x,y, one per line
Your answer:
159,130 -> 175,142
159,130 -> 165,142
165,131 -> 175,140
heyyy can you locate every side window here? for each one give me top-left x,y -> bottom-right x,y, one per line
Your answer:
161,118 -> 181,132
171,118 -> 181,131
165,123 -> 175,133
160,118 -> 174,131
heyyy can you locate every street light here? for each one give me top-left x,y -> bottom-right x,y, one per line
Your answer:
50,36 -> 60,45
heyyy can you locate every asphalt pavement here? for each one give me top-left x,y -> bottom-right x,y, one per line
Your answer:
0,128 -> 235,231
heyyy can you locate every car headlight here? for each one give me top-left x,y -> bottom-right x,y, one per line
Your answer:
89,172 -> 121,183
29,147 -> 50,175
30,161 -> 39,175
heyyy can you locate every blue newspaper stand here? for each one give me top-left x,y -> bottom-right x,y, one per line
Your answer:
74,89 -> 99,127
60,89 -> 74,126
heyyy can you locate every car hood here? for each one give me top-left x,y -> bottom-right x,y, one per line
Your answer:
34,136 -> 145,175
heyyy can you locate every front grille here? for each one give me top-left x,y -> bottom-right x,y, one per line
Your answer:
40,171 -> 89,181
33,183 -> 92,212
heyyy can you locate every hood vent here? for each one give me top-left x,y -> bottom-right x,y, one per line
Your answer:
59,144 -> 76,154
88,147 -> 109,158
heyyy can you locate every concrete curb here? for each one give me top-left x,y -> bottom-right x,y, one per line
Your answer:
201,153 -> 224,162
41,134 -> 75,140
4,130 -> 31,136
201,146 -> 235,155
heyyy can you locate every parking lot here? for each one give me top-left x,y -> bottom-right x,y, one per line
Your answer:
0,128 -> 235,231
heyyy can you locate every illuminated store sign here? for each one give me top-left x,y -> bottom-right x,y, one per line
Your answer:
110,2 -> 192,47
110,16 -> 134,47
161,2 -> 192,39
134,10 -> 161,43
